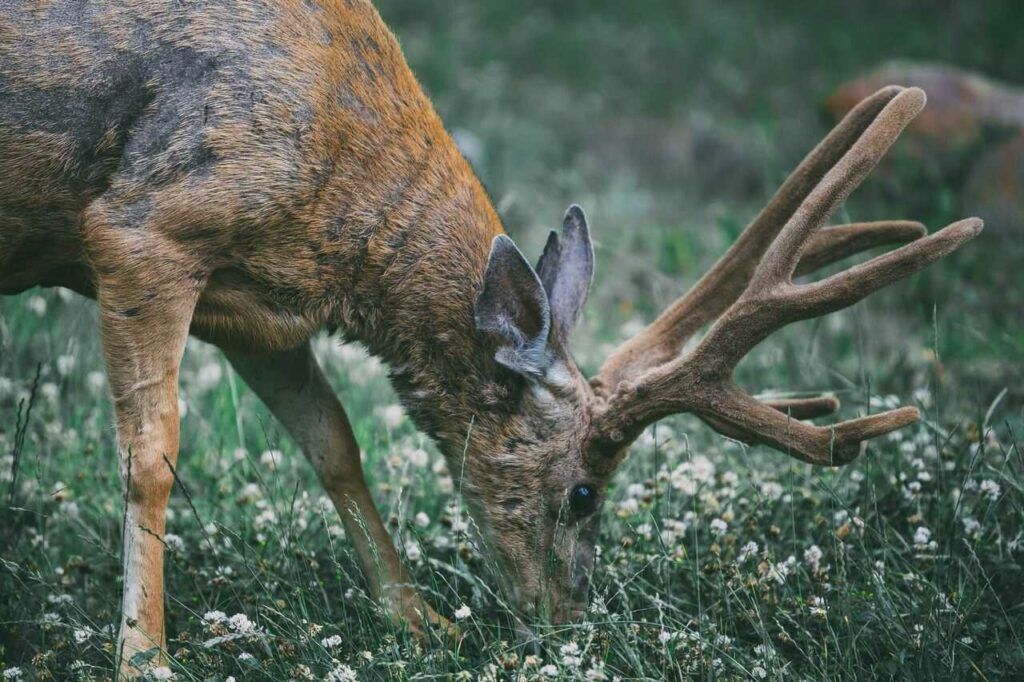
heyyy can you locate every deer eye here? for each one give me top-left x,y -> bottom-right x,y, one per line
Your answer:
569,484 -> 599,517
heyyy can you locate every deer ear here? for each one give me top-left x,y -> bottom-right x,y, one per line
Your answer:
475,235 -> 554,377
535,204 -> 594,346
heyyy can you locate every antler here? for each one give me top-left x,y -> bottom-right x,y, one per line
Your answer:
589,86 -> 981,466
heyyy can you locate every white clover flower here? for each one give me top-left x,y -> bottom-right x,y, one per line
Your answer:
617,497 -> 639,516
540,664 -> 559,677
759,481 -> 784,501
804,545 -> 824,573
194,362 -> 223,391
326,663 -> 358,682
709,518 -> 728,535
2,668 -> 23,680
962,517 -> 981,537
259,449 -> 283,469
320,634 -> 343,649
765,556 -> 796,585
635,523 -> 654,541
438,476 -> 454,494
738,541 -> 759,563
150,666 -> 174,680
559,641 -> 582,666
228,613 -> 255,634
377,404 -> 404,429
73,627 -> 91,644
979,479 -> 1001,501
414,512 -> 430,528
56,354 -> 76,377
204,610 -> 227,626
404,540 -> 422,562
408,447 -> 430,468
658,630 -> 675,644
237,652 -> 255,665
913,526 -> 931,546
752,665 -> 768,679
164,533 -> 185,553
454,604 -> 472,620
40,382 -> 59,402
26,295 -> 47,316
585,667 -> 608,681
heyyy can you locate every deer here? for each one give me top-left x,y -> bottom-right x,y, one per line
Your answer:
0,0 -> 981,677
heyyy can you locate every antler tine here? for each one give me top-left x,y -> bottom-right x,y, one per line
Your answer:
590,87 -> 983,466
794,221 -> 925,276
594,86 -> 907,395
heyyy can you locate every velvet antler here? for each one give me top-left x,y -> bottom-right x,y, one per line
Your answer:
590,86 -> 981,466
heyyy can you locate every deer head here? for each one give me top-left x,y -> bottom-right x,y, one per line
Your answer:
462,86 -> 981,623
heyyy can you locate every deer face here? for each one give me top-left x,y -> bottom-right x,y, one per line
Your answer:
468,206 -> 607,621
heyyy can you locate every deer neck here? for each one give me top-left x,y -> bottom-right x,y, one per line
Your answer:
322,145 -> 506,451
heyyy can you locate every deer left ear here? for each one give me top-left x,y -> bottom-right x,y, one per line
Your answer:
536,204 -> 594,346
475,235 -> 555,378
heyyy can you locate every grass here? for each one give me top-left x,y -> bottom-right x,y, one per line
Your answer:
2,1 -> 1023,680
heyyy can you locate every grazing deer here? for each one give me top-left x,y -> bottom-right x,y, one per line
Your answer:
0,0 -> 980,677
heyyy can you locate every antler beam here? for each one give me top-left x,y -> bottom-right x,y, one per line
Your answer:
590,86 -> 981,466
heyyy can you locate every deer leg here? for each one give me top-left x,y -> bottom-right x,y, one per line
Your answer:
88,233 -> 201,677
224,342 -> 451,638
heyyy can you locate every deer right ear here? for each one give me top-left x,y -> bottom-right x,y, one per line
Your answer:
474,235 -> 554,378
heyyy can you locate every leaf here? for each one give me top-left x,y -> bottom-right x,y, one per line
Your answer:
128,646 -> 161,667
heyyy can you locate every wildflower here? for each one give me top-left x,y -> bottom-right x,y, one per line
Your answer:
804,545 -> 824,574
320,634 -> 343,649
913,526 -> 932,547
237,652 -> 256,665
560,641 -> 581,667
2,667 -> 23,680
404,540 -> 422,562
203,610 -> 227,626
195,362 -> 223,391
617,497 -> 639,516
228,613 -> 255,634
414,512 -> 430,528
979,479 -> 1001,501
709,518 -> 728,535
962,517 -> 981,537
540,664 -> 559,677
150,667 -> 174,680
732,542 -> 757,565
326,663 -> 358,682
73,627 -> 91,644
658,630 -> 675,645
454,604 -> 472,620
56,354 -> 76,377
752,666 -> 768,679
260,449 -> 283,469
26,295 -> 47,316
164,533 -> 185,553
764,555 -> 797,585
759,481 -> 784,501
669,455 -> 715,495
377,404 -> 404,429
408,447 -> 430,468
809,595 -> 827,618
585,667 -> 608,681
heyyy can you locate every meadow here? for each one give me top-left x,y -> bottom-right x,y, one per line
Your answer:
1,1 -> 1022,680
